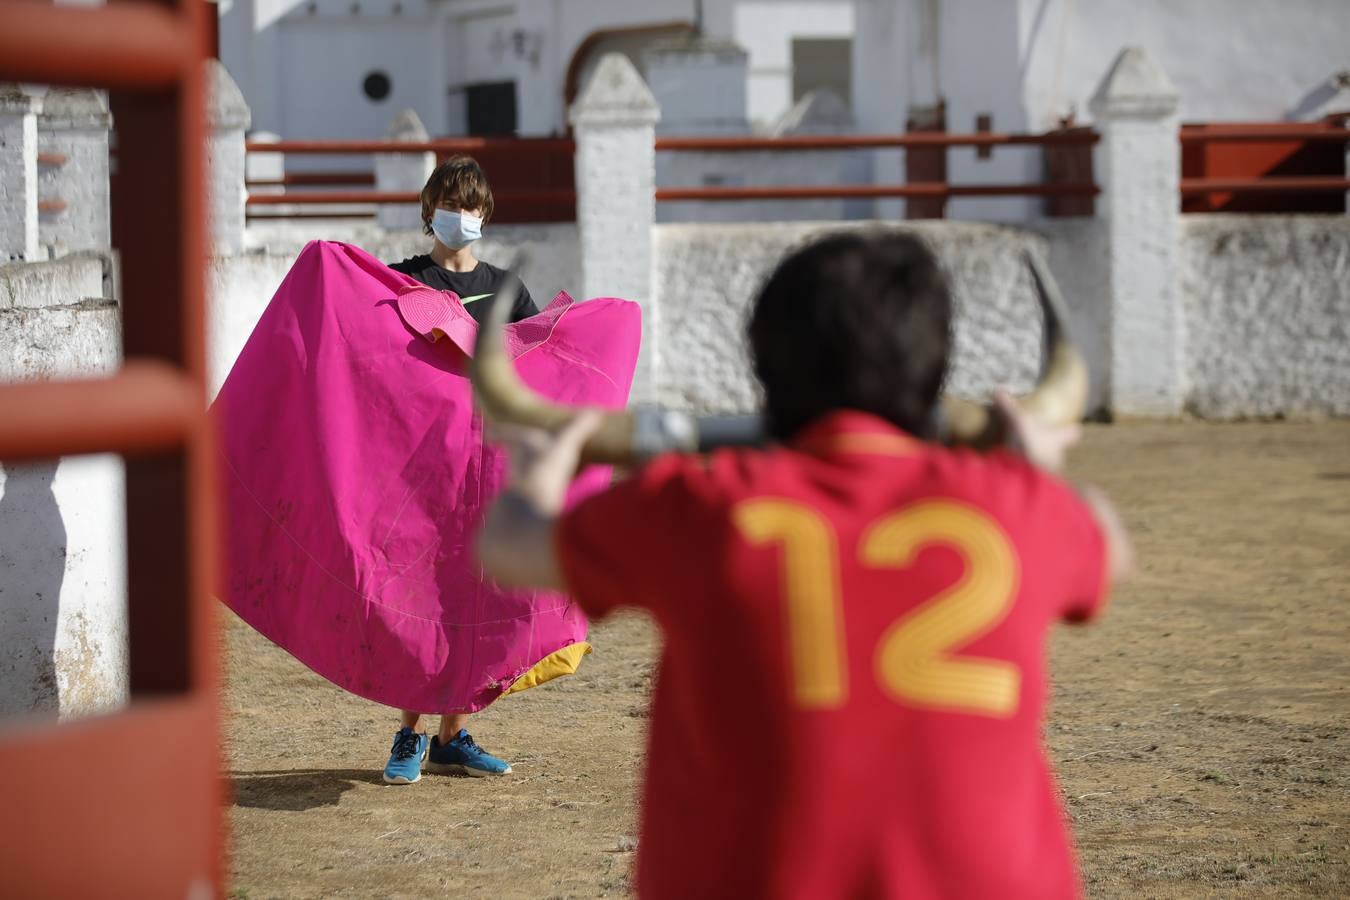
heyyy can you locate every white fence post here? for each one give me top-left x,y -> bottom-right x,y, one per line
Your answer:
0,84 -> 44,262
569,53 -> 660,401
36,89 -> 113,258
1090,47 -> 1184,416
208,60 -> 251,255
375,109 -> 435,232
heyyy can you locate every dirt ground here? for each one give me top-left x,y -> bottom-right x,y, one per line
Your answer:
224,421 -> 1350,899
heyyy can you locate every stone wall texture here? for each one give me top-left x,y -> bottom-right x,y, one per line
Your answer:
1182,215 -> 1350,418
651,220 -> 1109,416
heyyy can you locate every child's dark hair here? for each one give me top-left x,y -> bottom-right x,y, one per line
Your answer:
420,155 -> 495,235
747,231 -> 952,441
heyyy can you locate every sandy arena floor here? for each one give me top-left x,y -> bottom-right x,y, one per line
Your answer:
224,421 -> 1350,898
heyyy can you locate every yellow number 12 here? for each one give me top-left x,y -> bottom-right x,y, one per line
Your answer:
734,499 -> 1021,718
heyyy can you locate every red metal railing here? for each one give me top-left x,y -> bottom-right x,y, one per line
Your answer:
243,137 -> 577,224
654,131 -> 1098,151
652,130 -> 1100,217
246,171 -> 375,187
1180,120 -> 1349,212
0,0 -> 222,895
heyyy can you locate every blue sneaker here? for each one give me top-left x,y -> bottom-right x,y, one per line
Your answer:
382,727 -> 429,784
426,729 -> 512,777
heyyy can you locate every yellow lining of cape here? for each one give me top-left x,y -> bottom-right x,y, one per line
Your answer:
503,641 -> 593,695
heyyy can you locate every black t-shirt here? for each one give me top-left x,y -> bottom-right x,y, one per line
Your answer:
388,255 -> 539,324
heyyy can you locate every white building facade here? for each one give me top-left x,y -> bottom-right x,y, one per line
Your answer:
852,0 -> 1350,219
220,0 -> 856,142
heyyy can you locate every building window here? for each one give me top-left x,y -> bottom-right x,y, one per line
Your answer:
791,38 -> 851,106
363,71 -> 392,102
465,81 -> 518,135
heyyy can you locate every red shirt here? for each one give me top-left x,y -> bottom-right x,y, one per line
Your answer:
557,411 -> 1108,899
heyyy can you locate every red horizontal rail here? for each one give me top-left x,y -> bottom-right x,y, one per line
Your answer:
245,138 -> 576,154
1180,176 -> 1350,195
38,200 -> 68,213
37,153 -> 68,167
0,2 -> 192,89
654,131 -> 1099,152
1180,124 -> 1350,143
246,188 -> 576,205
246,211 -> 377,220
246,172 -> 376,187
0,361 -> 201,461
655,182 -> 1098,202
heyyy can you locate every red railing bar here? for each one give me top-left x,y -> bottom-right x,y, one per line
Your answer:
654,182 -> 1098,202
1180,124 -> 1350,143
0,2 -> 191,89
245,172 -> 376,187
654,132 -> 1099,152
1180,176 -> 1350,194
246,189 -> 577,205
246,211 -> 377,220
246,138 -> 577,154
0,361 -> 201,462
37,153 -> 69,167
38,200 -> 68,213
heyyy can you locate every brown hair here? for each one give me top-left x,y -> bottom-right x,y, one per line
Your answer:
420,155 -> 495,235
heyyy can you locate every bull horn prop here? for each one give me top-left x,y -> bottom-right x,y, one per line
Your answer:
939,248 -> 1090,446
470,250 -> 1088,464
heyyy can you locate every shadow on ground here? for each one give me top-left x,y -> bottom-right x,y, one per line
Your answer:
230,769 -> 385,811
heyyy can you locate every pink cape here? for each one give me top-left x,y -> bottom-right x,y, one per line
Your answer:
214,241 -> 640,712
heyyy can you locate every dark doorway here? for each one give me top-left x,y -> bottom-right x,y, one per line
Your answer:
466,81 -> 518,136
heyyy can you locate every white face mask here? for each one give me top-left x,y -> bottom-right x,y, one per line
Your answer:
431,209 -> 483,249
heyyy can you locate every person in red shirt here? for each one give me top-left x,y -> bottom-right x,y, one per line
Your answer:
477,232 -> 1132,898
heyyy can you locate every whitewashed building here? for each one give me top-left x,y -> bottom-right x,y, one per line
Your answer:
219,0 -> 857,140
222,0 -> 1348,142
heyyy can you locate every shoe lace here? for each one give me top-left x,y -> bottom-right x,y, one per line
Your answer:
392,730 -> 422,761
458,732 -> 482,753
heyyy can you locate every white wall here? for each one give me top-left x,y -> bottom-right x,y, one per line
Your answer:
0,257 -> 126,720
1182,215 -> 1350,417
1019,0 -> 1350,128
224,0 -> 858,142
0,454 -> 128,720
278,20 -> 442,139
731,0 -> 855,130
650,219 -> 1110,415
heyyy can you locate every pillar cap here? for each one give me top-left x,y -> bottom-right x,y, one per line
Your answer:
569,53 -> 660,128
386,108 -> 430,142
208,60 -> 252,131
1090,47 -> 1179,120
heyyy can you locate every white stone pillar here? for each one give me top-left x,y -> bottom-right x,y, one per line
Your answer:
569,53 -> 660,401
0,84 -> 44,263
207,60 -> 251,255
375,109 -> 435,232
1090,47 -> 1184,416
37,89 -> 113,258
